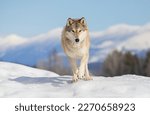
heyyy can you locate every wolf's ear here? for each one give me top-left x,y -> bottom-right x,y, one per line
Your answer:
80,17 -> 86,25
66,18 -> 73,26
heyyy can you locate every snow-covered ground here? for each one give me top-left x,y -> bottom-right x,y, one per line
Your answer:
0,62 -> 150,98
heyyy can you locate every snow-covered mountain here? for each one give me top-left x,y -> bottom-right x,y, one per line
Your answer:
90,23 -> 150,62
0,62 -> 150,97
0,23 -> 150,66
0,28 -> 62,66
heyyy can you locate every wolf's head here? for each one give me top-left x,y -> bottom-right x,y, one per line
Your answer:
65,17 -> 88,44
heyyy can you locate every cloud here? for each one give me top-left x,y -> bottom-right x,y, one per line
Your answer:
90,31 -> 103,38
90,24 -> 140,39
31,27 -> 62,41
0,34 -> 27,51
0,28 -> 63,51
105,24 -> 140,35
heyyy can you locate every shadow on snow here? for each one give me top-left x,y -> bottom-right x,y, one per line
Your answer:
9,76 -> 72,87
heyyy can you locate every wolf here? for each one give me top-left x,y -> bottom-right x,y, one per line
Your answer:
61,17 -> 93,82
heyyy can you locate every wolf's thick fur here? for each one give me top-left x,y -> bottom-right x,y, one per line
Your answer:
61,17 -> 92,82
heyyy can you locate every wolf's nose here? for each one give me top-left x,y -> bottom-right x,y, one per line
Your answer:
75,38 -> 79,42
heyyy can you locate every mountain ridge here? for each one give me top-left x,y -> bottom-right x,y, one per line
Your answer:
0,23 -> 150,66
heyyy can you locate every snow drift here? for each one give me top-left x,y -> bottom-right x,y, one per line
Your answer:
0,62 -> 150,98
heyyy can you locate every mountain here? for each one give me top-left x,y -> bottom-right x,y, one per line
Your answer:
0,28 -> 62,66
0,24 -> 150,66
0,62 -> 150,97
90,23 -> 150,62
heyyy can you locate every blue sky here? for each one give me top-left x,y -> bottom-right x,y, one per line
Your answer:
0,0 -> 150,37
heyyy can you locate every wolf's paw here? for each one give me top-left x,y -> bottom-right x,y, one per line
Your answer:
72,76 -> 78,83
78,71 -> 85,79
84,76 -> 93,81
72,78 -> 78,83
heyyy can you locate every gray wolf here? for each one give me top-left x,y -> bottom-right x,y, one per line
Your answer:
61,17 -> 92,82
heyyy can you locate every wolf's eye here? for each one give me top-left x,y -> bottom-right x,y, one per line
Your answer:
79,30 -> 82,32
71,30 -> 75,32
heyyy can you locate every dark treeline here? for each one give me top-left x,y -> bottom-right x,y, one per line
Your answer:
35,49 -> 150,77
102,50 -> 150,77
36,49 -> 71,75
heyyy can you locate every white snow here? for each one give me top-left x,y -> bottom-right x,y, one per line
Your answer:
0,62 -> 150,98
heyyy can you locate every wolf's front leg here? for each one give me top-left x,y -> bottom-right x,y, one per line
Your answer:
80,54 -> 93,80
85,62 -> 93,80
69,57 -> 78,82
78,55 -> 87,79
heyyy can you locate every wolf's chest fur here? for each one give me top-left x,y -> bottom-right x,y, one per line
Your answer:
65,43 -> 87,59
